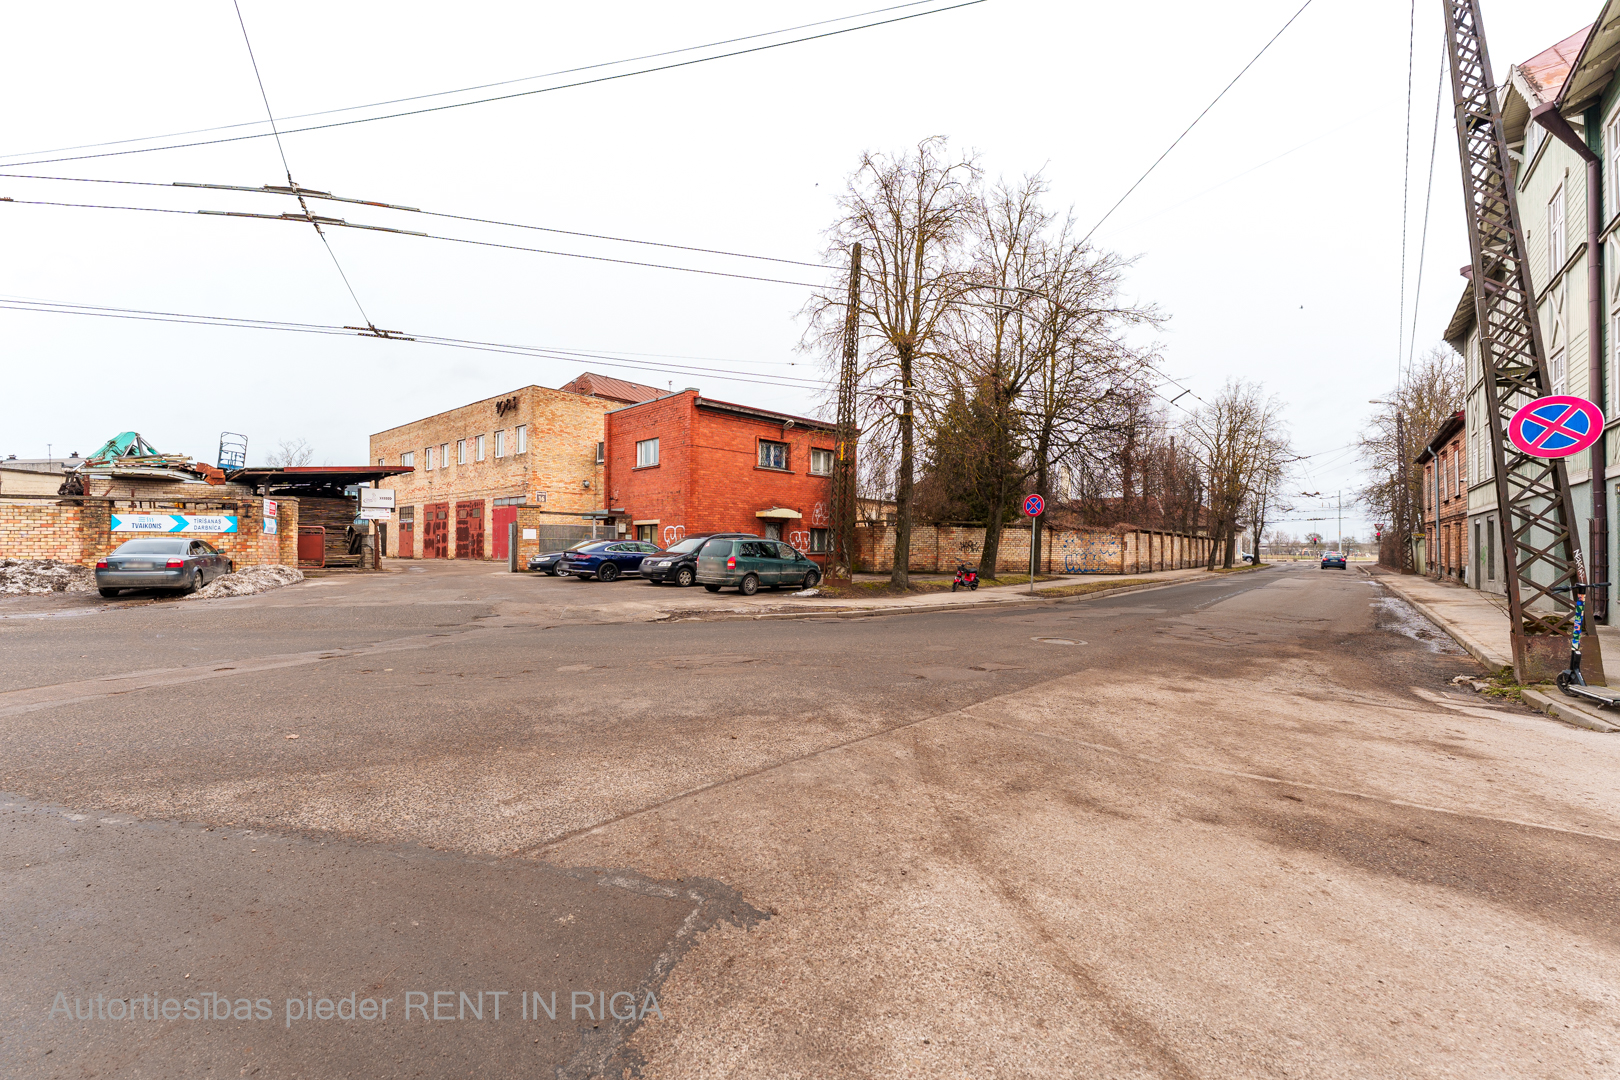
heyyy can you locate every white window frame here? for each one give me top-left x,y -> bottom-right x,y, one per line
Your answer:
809,447 -> 833,475
401,451 -> 414,468
1551,347 -> 1566,396
636,437 -> 660,468
439,443 -> 449,469
758,439 -> 790,471
1548,184 -> 1566,277
515,425 -> 528,454
475,434 -> 485,461
596,441 -> 605,464
457,439 -> 467,465
1610,116 -> 1620,210
424,446 -> 434,471
494,429 -> 505,458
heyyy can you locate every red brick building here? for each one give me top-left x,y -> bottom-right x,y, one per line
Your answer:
1417,410 -> 1468,582
604,391 -> 839,560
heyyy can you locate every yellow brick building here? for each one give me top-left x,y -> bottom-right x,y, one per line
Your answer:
369,374 -> 660,559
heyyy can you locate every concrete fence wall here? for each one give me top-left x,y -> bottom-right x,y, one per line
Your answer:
854,524 -> 1213,574
0,497 -> 299,568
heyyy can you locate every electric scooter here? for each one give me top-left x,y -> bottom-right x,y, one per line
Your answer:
1551,574 -> 1620,706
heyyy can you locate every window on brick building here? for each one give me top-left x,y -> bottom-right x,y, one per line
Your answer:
439,443 -> 449,469
810,447 -> 833,475
516,425 -> 528,454
636,438 -> 660,467
475,434 -> 485,461
494,430 -> 505,457
425,446 -> 434,470
758,440 -> 789,470
401,451 -> 414,468
596,441 -> 605,464
809,528 -> 828,552
457,439 -> 467,465
636,524 -> 656,543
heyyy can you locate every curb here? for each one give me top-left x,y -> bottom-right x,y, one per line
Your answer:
682,567 -> 1273,622
1362,568 -> 1513,672
1520,687 -> 1620,733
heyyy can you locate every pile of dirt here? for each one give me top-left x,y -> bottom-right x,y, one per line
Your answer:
0,559 -> 96,595
188,565 -> 304,599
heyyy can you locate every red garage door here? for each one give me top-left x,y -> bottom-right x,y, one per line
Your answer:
423,502 -> 449,559
492,506 -> 518,560
456,501 -> 485,559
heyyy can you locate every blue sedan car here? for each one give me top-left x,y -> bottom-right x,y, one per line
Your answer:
1321,551 -> 1347,569
562,540 -> 661,581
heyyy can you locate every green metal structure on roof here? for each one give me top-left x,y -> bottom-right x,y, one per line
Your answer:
83,432 -> 165,464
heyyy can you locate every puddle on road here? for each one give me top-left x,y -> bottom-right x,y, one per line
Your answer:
1373,596 -> 1466,655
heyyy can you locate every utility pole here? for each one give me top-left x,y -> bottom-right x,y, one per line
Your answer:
1442,0 -> 1599,682
829,243 -> 863,581
1396,410 -> 1413,572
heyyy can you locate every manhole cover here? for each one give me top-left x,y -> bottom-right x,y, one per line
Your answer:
1032,637 -> 1086,645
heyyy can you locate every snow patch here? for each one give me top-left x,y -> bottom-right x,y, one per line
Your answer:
188,565 -> 304,599
0,559 -> 95,595
792,587 -> 821,597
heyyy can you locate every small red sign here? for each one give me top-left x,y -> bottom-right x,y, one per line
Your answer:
1023,494 -> 1045,517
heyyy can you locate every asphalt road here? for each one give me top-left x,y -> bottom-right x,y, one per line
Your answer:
3,563 -> 1617,1078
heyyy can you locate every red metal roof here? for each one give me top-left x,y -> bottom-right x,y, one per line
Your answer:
558,371 -> 665,404
1521,25 -> 1591,101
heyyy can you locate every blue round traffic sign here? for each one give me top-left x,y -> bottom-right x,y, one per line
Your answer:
1508,395 -> 1605,459
1023,493 -> 1045,517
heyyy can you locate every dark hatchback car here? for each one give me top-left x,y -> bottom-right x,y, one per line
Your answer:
1320,551 -> 1347,569
641,532 -> 759,587
527,540 -> 598,576
696,537 -> 822,595
96,538 -> 232,597
562,540 -> 661,581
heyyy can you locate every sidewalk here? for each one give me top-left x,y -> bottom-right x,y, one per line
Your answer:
1368,566 -> 1620,733
678,564 -> 1228,621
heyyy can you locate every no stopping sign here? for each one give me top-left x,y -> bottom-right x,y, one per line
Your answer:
1508,395 -> 1605,459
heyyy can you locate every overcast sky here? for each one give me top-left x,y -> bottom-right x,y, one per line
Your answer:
0,0 -> 1602,540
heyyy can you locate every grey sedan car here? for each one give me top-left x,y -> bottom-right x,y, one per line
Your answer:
96,539 -> 232,597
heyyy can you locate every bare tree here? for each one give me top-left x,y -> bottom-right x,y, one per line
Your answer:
264,437 -> 314,468
804,137 -> 980,587
1182,380 -> 1292,568
1359,343 -> 1463,564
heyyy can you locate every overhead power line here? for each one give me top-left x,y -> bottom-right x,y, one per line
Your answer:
1406,40 -> 1446,371
0,196 -> 826,286
0,296 -> 833,392
0,0 -> 988,170
1396,0 -> 1415,382
229,0 -> 377,329
0,1 -> 945,163
0,173 -> 833,268
1078,0 -> 1317,247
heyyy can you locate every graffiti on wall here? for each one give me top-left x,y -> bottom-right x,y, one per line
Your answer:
788,529 -> 811,550
1061,530 -> 1118,573
662,524 -> 686,546
811,502 -> 829,527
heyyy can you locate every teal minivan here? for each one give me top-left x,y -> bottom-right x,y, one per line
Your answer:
696,538 -> 822,595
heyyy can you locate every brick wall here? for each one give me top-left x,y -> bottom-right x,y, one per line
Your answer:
606,392 -> 838,557
855,524 -> 1211,574
371,384 -> 615,559
0,497 -> 299,569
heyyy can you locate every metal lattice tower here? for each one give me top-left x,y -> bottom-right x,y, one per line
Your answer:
829,242 -> 863,578
1442,0 -> 1598,682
